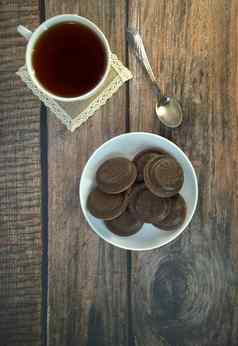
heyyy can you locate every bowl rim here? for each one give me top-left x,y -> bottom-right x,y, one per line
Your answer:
79,132 -> 198,251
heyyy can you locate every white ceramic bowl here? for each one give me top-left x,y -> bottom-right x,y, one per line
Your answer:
79,132 -> 198,251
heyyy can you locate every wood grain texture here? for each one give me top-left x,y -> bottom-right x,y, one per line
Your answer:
0,1 -> 42,345
46,1 -> 129,345
128,1 -> 238,345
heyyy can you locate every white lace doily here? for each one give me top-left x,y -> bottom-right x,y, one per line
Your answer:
16,54 -> 132,132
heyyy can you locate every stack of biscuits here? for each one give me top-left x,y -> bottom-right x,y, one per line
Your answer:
87,149 -> 186,237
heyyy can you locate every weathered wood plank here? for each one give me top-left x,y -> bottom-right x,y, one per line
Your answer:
128,0 -> 238,345
0,1 -> 42,345
46,1 -> 129,345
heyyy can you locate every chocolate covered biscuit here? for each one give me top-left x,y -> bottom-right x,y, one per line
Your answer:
133,149 -> 163,182
129,184 -> 171,223
144,155 -> 184,197
87,187 -> 128,220
105,208 -> 143,236
153,194 -> 186,230
96,157 -> 137,194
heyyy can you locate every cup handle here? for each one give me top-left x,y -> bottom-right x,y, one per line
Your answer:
17,25 -> 32,41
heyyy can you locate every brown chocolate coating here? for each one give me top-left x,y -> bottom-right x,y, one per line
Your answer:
153,194 -> 186,230
133,149 -> 164,182
129,184 -> 171,223
105,208 -> 143,236
87,187 -> 128,220
128,183 -> 146,216
144,155 -> 184,197
96,157 -> 137,194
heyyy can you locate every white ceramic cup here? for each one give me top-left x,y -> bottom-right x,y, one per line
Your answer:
17,14 -> 111,102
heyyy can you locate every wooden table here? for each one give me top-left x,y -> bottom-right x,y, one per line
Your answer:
1,1 -> 238,345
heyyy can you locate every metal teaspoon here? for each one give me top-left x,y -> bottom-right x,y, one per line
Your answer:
127,28 -> 183,128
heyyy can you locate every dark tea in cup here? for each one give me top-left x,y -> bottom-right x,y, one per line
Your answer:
32,21 -> 108,98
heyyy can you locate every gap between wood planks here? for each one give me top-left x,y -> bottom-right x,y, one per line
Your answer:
125,1 -> 134,345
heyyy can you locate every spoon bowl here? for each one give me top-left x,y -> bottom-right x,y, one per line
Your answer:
156,96 -> 183,128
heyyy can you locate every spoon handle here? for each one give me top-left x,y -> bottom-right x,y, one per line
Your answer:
127,28 -> 161,97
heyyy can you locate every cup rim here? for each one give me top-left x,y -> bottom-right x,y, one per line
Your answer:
79,132 -> 199,251
26,14 -> 111,102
